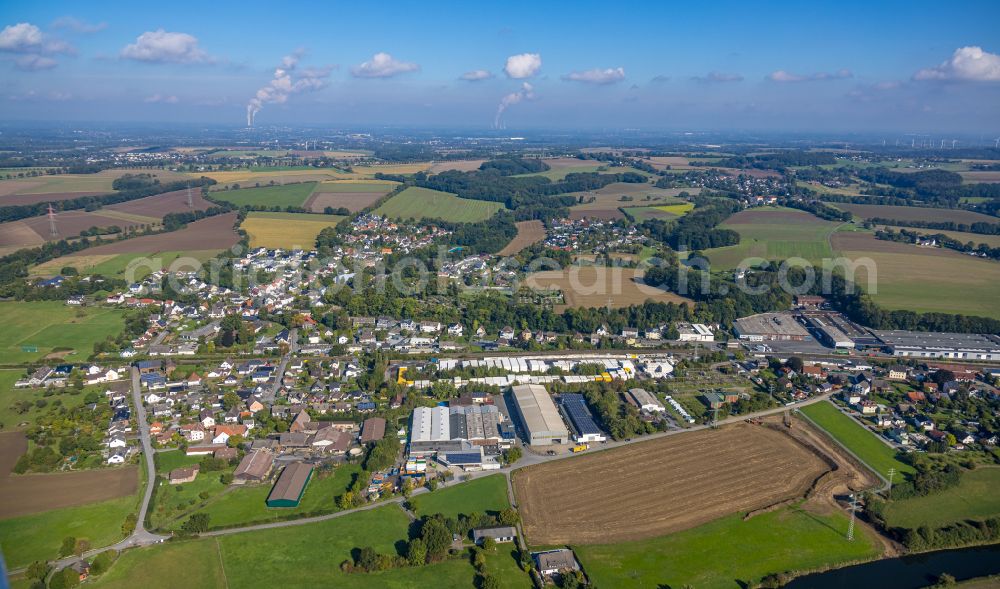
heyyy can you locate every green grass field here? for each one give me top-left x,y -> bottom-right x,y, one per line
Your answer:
374,187 -> 504,223
654,203 -> 695,215
318,181 -> 398,192
798,401 -> 914,479
0,493 -> 139,569
0,301 -> 127,365
514,164 -> 605,181
575,506 -> 881,589
0,369 -> 91,430
92,502 -> 532,589
409,475 -> 510,519
166,463 -> 362,531
31,249 -> 221,280
211,182 -> 317,208
241,212 -> 346,250
704,207 -> 841,270
884,468 -> 1000,530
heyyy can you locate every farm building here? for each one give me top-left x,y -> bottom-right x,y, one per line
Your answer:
676,322 -> 715,343
511,384 -> 569,446
266,462 -> 313,508
557,394 -> 606,443
168,465 -> 199,485
360,417 -> 387,444
472,526 -> 517,544
734,313 -> 809,342
874,330 -> 1000,361
627,388 -> 665,413
233,448 -> 274,483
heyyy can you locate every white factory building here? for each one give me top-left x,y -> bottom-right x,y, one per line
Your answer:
676,322 -> 715,343
510,384 -> 570,446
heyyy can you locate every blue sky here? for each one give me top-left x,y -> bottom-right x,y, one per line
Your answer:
1,0 -> 999,132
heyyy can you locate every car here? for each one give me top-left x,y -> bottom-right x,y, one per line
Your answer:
546,450 -> 556,456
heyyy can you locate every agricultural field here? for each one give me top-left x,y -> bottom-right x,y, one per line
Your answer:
66,212 -> 240,255
875,225 -> 1000,248
305,180 -> 398,213
566,183 -> 688,220
0,209 -> 157,252
515,157 -> 606,181
210,182 -> 317,208
575,506 -> 880,589
834,203 -> 999,225
200,168 -> 358,187
105,187 -> 215,218
959,170 -> 1000,183
0,488 -> 140,569
523,266 -> 691,311
374,187 -> 504,222
91,505 -> 531,589
241,212 -> 346,250
883,468 -> 1000,530
427,159 -> 487,173
704,207 -> 842,270
0,301 -> 127,364
645,155 -> 724,171
408,474 -> 509,519
0,169 -> 194,205
498,220 -> 545,256
830,231 -> 1000,319
513,424 -> 830,545
352,163 -> 433,176
798,401 -> 914,479
31,249 -> 220,280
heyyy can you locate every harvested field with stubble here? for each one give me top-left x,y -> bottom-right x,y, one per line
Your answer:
305,181 -> 397,212
835,203 -> 999,225
513,424 -> 831,545
498,220 -> 545,256
524,266 -> 691,310
105,188 -> 214,218
428,159 -> 487,173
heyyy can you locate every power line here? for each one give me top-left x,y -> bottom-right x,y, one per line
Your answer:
847,493 -> 858,541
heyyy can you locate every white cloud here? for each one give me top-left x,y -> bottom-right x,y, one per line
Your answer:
351,52 -> 419,78
767,69 -> 852,82
51,16 -> 107,34
691,71 -> 743,83
144,94 -> 179,104
0,22 -> 73,54
563,67 -> 625,85
914,46 -> 1000,81
120,29 -> 210,64
460,69 -> 493,81
15,54 -> 58,71
504,53 -> 541,79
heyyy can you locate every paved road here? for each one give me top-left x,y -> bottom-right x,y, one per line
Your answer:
263,328 -> 297,404
6,389 -> 835,578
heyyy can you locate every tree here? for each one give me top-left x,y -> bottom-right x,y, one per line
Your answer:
479,574 -> 501,589
26,561 -> 50,581
482,537 -> 496,552
90,551 -> 115,575
501,447 -> 522,465
74,538 -> 91,555
498,508 -> 520,526
786,356 -> 804,373
421,518 -> 452,561
222,392 -> 241,411
59,536 -> 77,557
407,537 -> 427,566
357,546 -> 379,572
182,512 -> 210,534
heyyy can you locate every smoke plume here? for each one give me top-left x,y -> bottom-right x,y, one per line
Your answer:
247,52 -> 331,126
494,82 -> 534,129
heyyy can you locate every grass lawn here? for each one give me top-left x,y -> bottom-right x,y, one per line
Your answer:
374,187 -> 504,223
799,401 -> 914,479
169,463 -> 362,531
149,459 -> 231,530
211,182 -> 317,208
0,493 -> 138,569
705,207 -> 841,270
93,504 -> 532,589
0,370 -> 90,430
654,203 -> 695,215
0,301 -> 127,365
409,474 -> 510,519
240,211 -> 346,250
575,506 -> 882,589
884,468 -> 1000,529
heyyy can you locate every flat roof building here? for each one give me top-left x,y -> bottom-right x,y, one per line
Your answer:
558,394 -> 606,443
807,317 -> 854,349
628,388 -> 665,413
472,526 -> 517,544
511,384 -> 569,446
734,313 -> 809,342
874,330 -> 1000,361
676,322 -> 715,343
266,462 -> 313,508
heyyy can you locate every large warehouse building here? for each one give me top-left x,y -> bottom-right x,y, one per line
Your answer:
874,330 -> 1000,361
511,384 -> 569,446
557,394 -> 606,443
734,313 -> 810,342
408,404 -> 503,456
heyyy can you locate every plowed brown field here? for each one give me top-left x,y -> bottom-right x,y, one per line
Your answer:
499,220 -> 545,256
513,423 -> 830,545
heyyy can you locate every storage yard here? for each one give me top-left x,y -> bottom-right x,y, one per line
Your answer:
513,423 -> 834,545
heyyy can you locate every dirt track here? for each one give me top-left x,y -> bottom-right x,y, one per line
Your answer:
513,423 -> 830,545
0,432 -> 139,519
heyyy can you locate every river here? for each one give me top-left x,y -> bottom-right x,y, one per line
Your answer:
786,543 -> 1000,588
